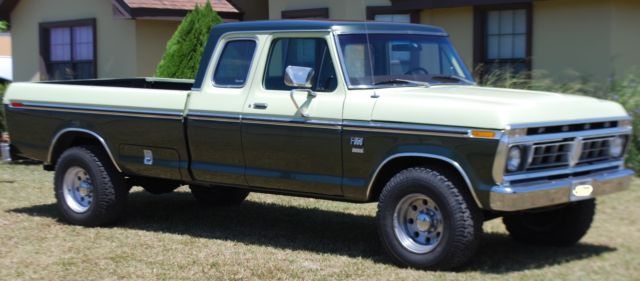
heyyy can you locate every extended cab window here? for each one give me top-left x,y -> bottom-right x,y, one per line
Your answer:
213,40 -> 257,87
264,38 -> 337,92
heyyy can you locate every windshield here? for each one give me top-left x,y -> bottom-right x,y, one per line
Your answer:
337,34 -> 474,88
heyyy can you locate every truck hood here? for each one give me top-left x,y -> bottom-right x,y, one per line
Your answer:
371,85 -> 629,129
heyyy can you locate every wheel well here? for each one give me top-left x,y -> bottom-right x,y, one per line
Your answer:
48,131 -> 103,168
368,156 -> 477,207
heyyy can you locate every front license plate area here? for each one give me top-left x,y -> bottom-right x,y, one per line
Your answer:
570,179 -> 594,201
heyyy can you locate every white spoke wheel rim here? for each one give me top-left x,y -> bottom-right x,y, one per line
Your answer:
62,166 -> 94,213
393,193 -> 444,254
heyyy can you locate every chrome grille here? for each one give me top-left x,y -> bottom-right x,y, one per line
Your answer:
527,140 -> 573,170
578,137 -> 613,164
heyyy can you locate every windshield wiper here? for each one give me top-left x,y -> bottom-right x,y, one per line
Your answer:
429,75 -> 476,85
374,79 -> 431,87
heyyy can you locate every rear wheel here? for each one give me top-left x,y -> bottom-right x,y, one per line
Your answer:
54,146 -> 127,226
189,185 -> 249,206
376,167 -> 482,270
503,199 -> 595,246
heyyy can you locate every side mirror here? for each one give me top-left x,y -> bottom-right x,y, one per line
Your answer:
284,65 -> 315,88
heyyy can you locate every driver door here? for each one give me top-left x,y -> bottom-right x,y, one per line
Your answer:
241,33 -> 345,195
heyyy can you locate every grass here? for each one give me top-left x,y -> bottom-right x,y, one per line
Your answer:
0,163 -> 639,280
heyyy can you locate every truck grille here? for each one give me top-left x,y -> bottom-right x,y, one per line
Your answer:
578,137 -> 613,164
524,136 -> 617,171
527,140 -> 572,170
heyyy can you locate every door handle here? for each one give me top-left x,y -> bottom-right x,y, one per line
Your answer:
253,102 -> 268,110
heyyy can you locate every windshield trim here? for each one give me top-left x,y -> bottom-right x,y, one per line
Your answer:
333,32 -> 474,90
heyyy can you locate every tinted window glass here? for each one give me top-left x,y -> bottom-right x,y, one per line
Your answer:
338,34 -> 473,87
213,40 -> 256,86
264,38 -> 337,92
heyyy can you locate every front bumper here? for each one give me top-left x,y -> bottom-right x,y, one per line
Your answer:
487,168 -> 634,211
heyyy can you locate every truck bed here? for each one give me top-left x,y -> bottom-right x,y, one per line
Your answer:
3,78 -> 192,181
42,77 -> 194,91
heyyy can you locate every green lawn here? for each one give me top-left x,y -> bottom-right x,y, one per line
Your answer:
0,163 -> 638,280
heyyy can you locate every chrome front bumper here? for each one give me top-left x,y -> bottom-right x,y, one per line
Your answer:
487,168 -> 634,211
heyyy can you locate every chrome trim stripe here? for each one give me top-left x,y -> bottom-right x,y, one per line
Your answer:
47,128 -> 122,172
11,101 -> 183,120
508,116 -> 631,129
366,153 -> 483,208
188,111 -> 241,123
344,125 -> 468,138
343,120 -> 501,139
187,113 -> 498,138
243,115 -> 341,130
503,160 -> 624,183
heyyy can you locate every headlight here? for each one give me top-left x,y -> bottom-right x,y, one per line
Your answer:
609,136 -> 626,157
506,146 -> 523,172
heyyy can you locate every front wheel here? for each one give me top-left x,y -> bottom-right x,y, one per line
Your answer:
503,199 -> 595,246
54,146 -> 128,226
376,167 -> 482,270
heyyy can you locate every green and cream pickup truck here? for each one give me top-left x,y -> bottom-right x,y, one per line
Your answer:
2,20 -> 634,270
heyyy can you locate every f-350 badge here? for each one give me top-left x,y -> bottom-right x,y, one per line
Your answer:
351,137 -> 364,154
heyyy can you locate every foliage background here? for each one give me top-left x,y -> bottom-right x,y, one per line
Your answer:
479,70 -> 640,171
155,2 -> 222,79
0,83 -> 6,133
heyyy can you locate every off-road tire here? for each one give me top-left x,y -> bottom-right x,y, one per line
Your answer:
377,167 -> 482,270
189,185 -> 249,206
54,146 -> 128,226
503,199 -> 595,246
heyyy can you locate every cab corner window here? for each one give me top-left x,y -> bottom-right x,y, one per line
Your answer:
264,38 -> 337,92
213,40 -> 257,87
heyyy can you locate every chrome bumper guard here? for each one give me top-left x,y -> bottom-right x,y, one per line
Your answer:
488,168 -> 634,211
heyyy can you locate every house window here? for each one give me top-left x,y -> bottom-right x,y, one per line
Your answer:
281,8 -> 329,19
367,7 -> 419,23
374,14 -> 412,23
40,19 -> 96,80
475,5 -> 531,76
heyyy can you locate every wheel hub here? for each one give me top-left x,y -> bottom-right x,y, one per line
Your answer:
62,166 -> 94,213
416,212 -> 433,232
393,193 -> 444,254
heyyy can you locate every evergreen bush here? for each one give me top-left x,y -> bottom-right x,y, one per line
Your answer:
155,1 -> 222,79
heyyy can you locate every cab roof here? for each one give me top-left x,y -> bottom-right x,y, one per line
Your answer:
212,20 -> 447,36
194,20 -> 448,89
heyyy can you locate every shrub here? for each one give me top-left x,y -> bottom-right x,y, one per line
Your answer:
155,1 -> 223,79
479,70 -> 640,171
0,83 -> 6,133
0,21 -> 8,32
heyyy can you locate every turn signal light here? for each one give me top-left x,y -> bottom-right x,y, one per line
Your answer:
470,130 -> 496,139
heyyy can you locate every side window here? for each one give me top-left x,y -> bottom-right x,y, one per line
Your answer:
213,40 -> 257,87
264,38 -> 337,92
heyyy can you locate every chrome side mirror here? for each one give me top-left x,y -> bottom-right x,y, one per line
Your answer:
284,65 -> 315,88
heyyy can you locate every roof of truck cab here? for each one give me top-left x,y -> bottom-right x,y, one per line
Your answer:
194,20 -> 448,89
211,20 -> 447,36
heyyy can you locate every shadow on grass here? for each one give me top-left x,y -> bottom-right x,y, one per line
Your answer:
10,191 -> 615,273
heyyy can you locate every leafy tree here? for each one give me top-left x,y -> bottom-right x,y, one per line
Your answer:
156,1 -> 222,79
0,21 -> 8,32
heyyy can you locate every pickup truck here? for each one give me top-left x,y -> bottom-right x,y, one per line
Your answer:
2,20 -> 634,270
